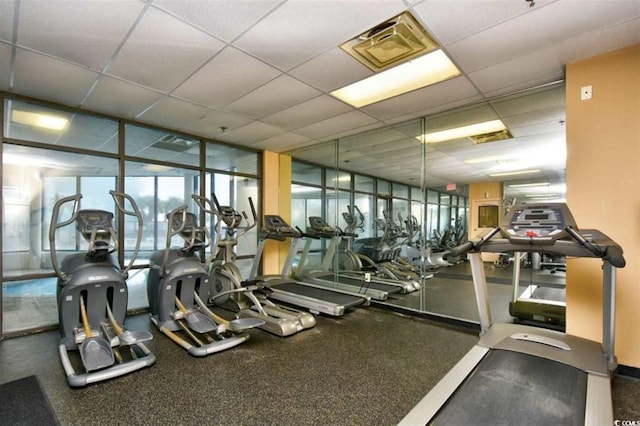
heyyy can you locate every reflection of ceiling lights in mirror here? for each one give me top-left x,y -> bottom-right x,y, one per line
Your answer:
489,169 -> 540,177
465,154 -> 519,164
331,49 -> 460,108
423,119 -> 508,144
507,182 -> 549,188
11,110 -> 68,130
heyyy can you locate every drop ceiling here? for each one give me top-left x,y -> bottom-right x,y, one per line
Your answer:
1,0 -> 639,191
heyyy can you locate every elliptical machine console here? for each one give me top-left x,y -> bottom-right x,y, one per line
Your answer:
49,191 -> 155,387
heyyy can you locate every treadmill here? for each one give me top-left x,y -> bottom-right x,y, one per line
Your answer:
248,215 -> 369,317
400,203 -> 626,425
294,216 -> 408,300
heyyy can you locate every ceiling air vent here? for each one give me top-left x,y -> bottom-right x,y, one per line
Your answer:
468,129 -> 514,144
340,11 -> 439,72
151,135 -> 197,152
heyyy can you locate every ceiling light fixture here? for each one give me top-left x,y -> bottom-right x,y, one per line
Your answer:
489,169 -> 541,177
464,154 -> 519,164
142,164 -> 174,172
423,119 -> 507,144
331,49 -> 460,108
507,182 -> 549,188
11,110 -> 69,130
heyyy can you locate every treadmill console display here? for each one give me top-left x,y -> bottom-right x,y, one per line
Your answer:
502,203 -> 578,243
263,215 -> 298,237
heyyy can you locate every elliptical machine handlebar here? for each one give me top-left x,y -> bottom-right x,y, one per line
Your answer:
49,194 -> 83,282
109,191 -> 144,277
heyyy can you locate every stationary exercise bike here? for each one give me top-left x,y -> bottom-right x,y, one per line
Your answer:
206,194 -> 315,336
146,197 -> 264,357
50,191 -> 155,387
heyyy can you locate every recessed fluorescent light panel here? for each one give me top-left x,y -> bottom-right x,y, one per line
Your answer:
507,182 -> 549,188
424,119 -> 508,144
464,154 -> 519,164
489,169 -> 540,177
11,110 -> 69,130
332,49 -> 460,108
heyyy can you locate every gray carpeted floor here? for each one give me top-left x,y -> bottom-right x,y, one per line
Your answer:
1,305 -> 638,425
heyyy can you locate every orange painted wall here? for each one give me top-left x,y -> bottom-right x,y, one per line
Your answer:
261,151 -> 292,275
565,44 -> 640,368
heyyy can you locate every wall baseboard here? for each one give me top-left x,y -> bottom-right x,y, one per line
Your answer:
618,365 -> 640,379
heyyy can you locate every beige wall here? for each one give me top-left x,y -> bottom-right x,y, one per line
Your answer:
468,182 -> 503,262
565,44 -> 640,368
261,151 -> 292,275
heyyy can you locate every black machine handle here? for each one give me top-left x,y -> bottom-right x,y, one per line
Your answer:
248,197 -> 257,222
448,227 -> 501,257
295,226 -> 320,239
565,226 -> 626,268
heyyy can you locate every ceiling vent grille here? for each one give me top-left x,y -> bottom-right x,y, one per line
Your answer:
468,129 -> 514,144
340,12 -> 439,72
151,135 -> 197,152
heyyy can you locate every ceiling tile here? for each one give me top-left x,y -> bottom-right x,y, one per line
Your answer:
262,95 -> 352,130
289,47 -> 373,92
361,76 -> 481,121
153,0 -> 283,42
225,74 -> 321,119
0,1 -> 14,42
233,0 -> 407,70
467,49 -> 563,95
173,46 -> 281,108
447,0 -> 640,73
250,132 -> 312,152
217,121 -> 284,146
0,43 -> 11,91
12,48 -> 99,106
341,127 -> 412,149
18,0 -> 144,70
179,110 -> 253,139
137,97 -> 212,130
492,84 -> 564,117
501,106 -> 565,129
553,17 -> 640,65
107,7 -> 224,92
82,76 -> 163,119
509,119 -> 565,138
414,0 -> 543,45
294,110 -> 379,140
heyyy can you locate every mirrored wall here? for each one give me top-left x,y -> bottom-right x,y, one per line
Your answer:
287,81 -> 567,326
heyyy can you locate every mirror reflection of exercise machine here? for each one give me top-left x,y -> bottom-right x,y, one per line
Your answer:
401,203 -> 626,425
248,215 -> 370,317
50,191 -> 155,387
146,199 -> 263,357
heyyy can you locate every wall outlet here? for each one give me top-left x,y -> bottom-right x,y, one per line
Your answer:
581,85 -> 593,100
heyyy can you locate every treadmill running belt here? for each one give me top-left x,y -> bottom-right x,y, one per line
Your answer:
273,282 -> 364,308
433,349 -> 587,426
315,274 -> 402,293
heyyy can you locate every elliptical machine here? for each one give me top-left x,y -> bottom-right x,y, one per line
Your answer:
146,197 -> 264,357
50,191 -> 155,387
206,194 -> 315,337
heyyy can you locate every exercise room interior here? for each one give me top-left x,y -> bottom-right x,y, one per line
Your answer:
0,1 -> 639,425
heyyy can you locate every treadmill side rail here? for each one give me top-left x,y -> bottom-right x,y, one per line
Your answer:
398,345 -> 489,425
585,374 -> 613,426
